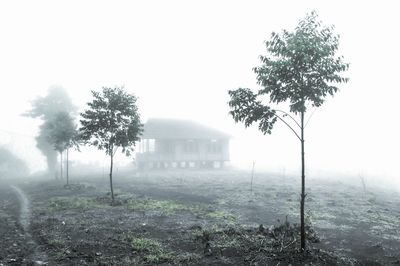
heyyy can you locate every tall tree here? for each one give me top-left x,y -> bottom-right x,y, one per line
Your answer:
79,86 -> 142,202
44,111 -> 79,185
228,11 -> 349,251
24,86 -> 76,179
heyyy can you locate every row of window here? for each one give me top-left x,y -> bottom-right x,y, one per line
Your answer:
139,139 -> 222,154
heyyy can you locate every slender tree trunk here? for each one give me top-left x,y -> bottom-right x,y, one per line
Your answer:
250,161 -> 255,192
109,153 -> 115,202
66,148 -> 69,186
300,111 -> 306,251
60,151 -> 63,180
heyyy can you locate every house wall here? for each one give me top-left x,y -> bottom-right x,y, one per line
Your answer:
137,138 -> 229,169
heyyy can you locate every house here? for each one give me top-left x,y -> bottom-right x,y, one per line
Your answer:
136,118 -> 230,169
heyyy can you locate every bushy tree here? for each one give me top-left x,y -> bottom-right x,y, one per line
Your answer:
80,86 -> 142,202
44,111 -> 79,185
24,86 -> 76,179
0,147 -> 29,179
228,11 -> 349,251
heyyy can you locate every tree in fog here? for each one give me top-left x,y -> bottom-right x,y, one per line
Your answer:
24,86 -> 76,179
0,147 -> 29,179
79,87 -> 142,202
44,111 -> 79,186
228,11 -> 349,251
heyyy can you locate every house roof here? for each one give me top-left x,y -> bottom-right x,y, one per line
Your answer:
141,118 -> 230,140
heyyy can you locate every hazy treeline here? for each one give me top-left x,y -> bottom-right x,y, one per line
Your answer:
0,146 -> 29,179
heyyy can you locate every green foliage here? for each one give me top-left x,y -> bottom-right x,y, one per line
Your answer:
131,238 -> 162,252
48,196 -> 109,210
79,86 -> 143,157
228,88 -> 277,134
205,210 -> 236,222
228,11 -> 349,133
24,86 -> 76,120
44,111 -> 79,153
125,197 -> 189,214
24,86 -> 76,177
130,238 -> 173,263
47,238 -> 64,247
124,196 -> 236,221
228,11 -> 349,251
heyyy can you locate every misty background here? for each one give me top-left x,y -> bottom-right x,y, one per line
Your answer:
0,1 -> 399,189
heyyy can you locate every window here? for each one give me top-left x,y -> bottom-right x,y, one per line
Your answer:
208,139 -> 221,153
148,139 -> 155,152
160,141 -> 174,154
139,139 -> 155,153
184,140 -> 198,153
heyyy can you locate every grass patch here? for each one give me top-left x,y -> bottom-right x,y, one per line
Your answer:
125,198 -> 189,214
46,193 -> 237,223
144,253 -> 173,264
131,237 -> 162,252
124,196 -> 237,222
130,237 -> 174,264
48,196 -> 109,210
47,238 -> 64,247
206,210 -> 236,222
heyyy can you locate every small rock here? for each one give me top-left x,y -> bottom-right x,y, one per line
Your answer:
34,261 -> 47,265
95,252 -> 102,256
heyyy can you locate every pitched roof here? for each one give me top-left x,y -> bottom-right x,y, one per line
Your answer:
142,118 -> 230,139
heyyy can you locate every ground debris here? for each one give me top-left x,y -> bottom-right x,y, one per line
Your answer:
196,222 -> 360,265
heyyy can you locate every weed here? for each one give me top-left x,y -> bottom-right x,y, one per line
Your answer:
206,210 -> 236,222
125,196 -> 237,222
131,237 -> 161,252
48,196 -> 109,210
47,238 -> 63,247
130,237 -> 174,263
175,252 -> 202,264
125,198 -> 189,214
144,252 -> 173,263
305,210 -> 313,226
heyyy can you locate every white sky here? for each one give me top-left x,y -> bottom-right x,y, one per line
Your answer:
0,1 -> 399,186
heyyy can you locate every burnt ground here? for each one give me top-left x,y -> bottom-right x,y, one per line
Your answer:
1,170 -> 399,265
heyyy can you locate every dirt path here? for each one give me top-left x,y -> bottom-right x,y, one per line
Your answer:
10,185 -> 48,265
10,186 -> 31,231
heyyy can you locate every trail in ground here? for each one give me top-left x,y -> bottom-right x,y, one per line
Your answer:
0,185 -> 48,265
0,184 -> 32,265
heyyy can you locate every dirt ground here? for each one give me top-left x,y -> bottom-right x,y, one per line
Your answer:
1,169 -> 399,265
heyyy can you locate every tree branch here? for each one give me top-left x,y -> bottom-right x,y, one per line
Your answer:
305,107 -> 317,128
113,146 -> 119,156
274,109 -> 301,128
273,113 -> 302,141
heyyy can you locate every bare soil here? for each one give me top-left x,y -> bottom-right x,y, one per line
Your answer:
1,170 -> 399,265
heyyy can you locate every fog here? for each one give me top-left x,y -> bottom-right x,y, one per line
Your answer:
0,1 -> 399,190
